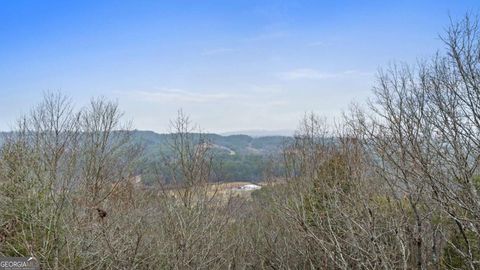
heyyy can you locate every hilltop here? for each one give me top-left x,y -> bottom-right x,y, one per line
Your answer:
131,130 -> 292,184
0,130 -> 292,184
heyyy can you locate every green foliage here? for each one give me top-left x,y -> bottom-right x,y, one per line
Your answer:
251,185 -> 274,205
443,228 -> 480,269
132,130 -> 289,183
474,175 -> 480,192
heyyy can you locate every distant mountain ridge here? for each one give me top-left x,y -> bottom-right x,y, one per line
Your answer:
130,130 -> 292,183
0,130 -> 293,154
220,129 -> 295,137
131,130 -> 292,157
0,130 -> 291,182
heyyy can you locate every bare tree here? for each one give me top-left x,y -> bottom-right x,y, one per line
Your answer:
150,110 -> 237,269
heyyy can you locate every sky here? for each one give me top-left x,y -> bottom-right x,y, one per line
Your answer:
0,0 -> 479,133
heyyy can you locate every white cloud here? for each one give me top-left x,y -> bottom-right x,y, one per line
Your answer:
278,68 -> 373,81
278,68 -> 337,80
248,84 -> 285,94
307,39 -> 339,47
201,48 -> 235,56
244,31 -> 288,42
343,70 -> 373,76
132,89 -> 235,103
307,41 -> 326,47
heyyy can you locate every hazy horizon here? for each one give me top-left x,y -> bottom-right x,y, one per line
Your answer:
0,127 -> 295,137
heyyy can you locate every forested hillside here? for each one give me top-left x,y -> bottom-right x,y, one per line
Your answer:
0,131 -> 291,184
133,131 -> 291,183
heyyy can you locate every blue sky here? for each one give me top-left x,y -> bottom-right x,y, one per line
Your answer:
0,0 -> 478,133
